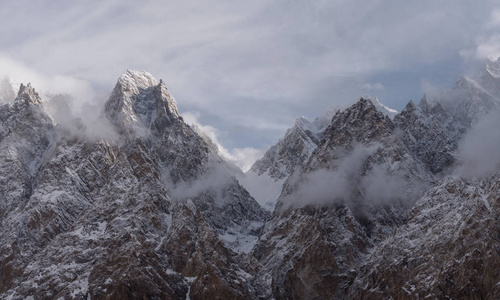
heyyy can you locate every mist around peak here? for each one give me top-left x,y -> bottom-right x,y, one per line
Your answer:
44,92 -> 119,141
454,108 -> 500,177
279,143 -> 411,211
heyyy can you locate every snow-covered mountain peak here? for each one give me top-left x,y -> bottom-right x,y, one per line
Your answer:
16,83 -> 43,105
455,75 -> 480,89
399,99 -> 427,118
454,74 -> 497,99
118,69 -> 158,90
105,70 -> 180,136
292,116 -> 321,135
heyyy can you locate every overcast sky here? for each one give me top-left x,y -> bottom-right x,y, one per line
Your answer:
1,0 -> 499,170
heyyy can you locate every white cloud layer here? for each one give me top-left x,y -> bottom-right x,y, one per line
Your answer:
460,7 -> 500,61
456,109 -> 500,177
0,54 -> 95,102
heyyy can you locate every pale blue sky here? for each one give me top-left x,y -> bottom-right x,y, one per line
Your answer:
0,0 -> 499,169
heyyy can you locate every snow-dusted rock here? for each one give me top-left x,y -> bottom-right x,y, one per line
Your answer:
0,73 -> 268,299
2,62 -> 500,299
351,175 -> 500,299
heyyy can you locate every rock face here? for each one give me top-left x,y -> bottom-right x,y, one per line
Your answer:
253,98 -> 434,299
251,116 -> 320,181
244,96 -> 397,212
2,61 -> 500,299
242,117 -> 321,211
350,175 -> 500,299
0,83 -> 54,222
250,96 -> 398,183
0,71 -> 268,299
246,59 -> 500,299
393,97 -> 465,174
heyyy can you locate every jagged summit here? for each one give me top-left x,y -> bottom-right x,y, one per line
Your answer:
327,97 -> 395,142
105,70 -> 179,136
16,83 -> 42,105
245,97 -> 398,211
2,65 -> 500,299
0,71 -> 269,299
445,74 -> 498,127
360,95 -> 398,119
455,74 -> 490,93
119,69 -> 158,88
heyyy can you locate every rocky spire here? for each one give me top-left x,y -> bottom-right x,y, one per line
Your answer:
104,70 -> 180,136
16,83 -> 42,105
327,97 -> 395,143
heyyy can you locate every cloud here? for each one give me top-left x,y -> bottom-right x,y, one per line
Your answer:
281,144 -> 410,211
0,55 -> 118,141
182,111 -> 267,172
0,54 -> 95,101
455,108 -> 500,177
360,164 -> 406,206
362,83 -> 385,90
227,147 -> 268,173
44,93 -> 118,141
283,145 -> 369,208
166,163 -> 234,202
474,34 -> 500,60
460,6 -> 500,61
1,1 -> 499,150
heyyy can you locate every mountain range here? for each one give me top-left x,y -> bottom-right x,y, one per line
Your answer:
1,58 -> 500,299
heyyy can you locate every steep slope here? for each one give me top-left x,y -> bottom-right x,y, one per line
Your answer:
242,117 -> 320,211
350,175 -> 500,299
477,57 -> 500,100
105,70 -> 269,251
105,70 -> 217,183
249,62 -> 500,299
250,116 -> 320,181
394,97 -> 465,174
244,96 -> 397,212
0,72 -> 268,299
0,84 -> 54,221
2,63 -> 500,299
441,75 -> 498,128
253,98 -> 433,299
249,96 -> 398,182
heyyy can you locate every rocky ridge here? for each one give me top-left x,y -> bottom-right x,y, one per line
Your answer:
1,58 -> 500,299
0,71 -> 268,299
245,58 -> 500,299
